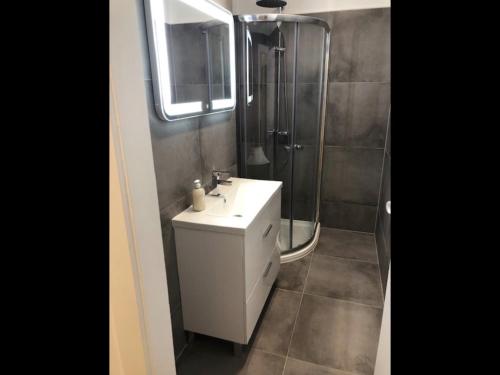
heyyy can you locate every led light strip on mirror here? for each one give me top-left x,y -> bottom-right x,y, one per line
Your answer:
145,0 -> 236,121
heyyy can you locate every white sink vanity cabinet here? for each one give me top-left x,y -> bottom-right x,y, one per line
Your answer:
172,178 -> 282,350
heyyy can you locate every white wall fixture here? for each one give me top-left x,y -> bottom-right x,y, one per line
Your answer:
144,0 -> 236,121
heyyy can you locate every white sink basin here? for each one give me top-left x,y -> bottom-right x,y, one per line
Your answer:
172,177 -> 282,234
206,182 -> 256,218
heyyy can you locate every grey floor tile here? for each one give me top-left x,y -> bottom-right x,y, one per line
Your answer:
284,358 -> 354,375
288,294 -> 382,375
275,254 -> 312,292
177,334 -> 285,375
305,255 -> 383,307
316,227 -> 378,263
250,289 -> 302,356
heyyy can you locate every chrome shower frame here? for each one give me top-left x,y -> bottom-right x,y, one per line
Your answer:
236,14 -> 331,263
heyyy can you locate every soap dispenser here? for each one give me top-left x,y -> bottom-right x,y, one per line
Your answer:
192,179 -> 206,211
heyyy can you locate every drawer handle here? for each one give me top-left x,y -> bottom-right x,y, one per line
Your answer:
263,261 -> 272,278
263,224 -> 273,238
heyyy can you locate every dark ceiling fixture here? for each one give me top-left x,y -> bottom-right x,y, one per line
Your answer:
256,0 -> 287,8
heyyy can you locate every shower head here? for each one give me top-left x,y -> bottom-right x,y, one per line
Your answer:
256,0 -> 287,8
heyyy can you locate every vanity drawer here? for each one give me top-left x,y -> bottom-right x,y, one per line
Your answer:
245,247 -> 280,342
244,191 -> 281,295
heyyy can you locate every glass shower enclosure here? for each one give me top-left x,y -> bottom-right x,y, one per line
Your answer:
235,14 -> 330,262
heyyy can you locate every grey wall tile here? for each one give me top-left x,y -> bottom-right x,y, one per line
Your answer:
321,147 -> 384,205
296,23 -> 327,84
375,149 -> 390,293
293,145 -> 318,205
329,8 -> 390,82
199,111 -> 237,185
325,82 -> 390,148
146,80 -> 203,210
320,200 -> 377,232
319,8 -> 390,233
385,112 -> 391,156
378,153 -> 391,251
324,82 -> 349,146
294,84 -> 322,146
150,125 -> 202,209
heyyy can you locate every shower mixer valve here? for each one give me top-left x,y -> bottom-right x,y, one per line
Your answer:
283,144 -> 304,152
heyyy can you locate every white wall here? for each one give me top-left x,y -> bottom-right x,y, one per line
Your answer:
232,0 -> 390,15
214,0 -> 232,11
163,0 -> 232,25
110,130 -> 149,375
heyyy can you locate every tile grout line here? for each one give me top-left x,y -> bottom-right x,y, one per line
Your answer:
373,105 -> 390,238
302,292 -> 383,310
281,252 -> 315,375
322,226 -> 376,235
373,235 -> 386,299
286,357 -> 360,375
314,251 -> 379,265
275,287 -> 302,295
308,251 -> 384,308
252,347 -> 287,359
373,104 -> 390,286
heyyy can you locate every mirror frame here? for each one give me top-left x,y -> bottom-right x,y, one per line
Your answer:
144,0 -> 236,121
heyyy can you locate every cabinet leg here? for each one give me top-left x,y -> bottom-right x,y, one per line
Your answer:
233,343 -> 243,356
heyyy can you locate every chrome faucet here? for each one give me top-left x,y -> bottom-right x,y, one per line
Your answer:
211,169 -> 232,190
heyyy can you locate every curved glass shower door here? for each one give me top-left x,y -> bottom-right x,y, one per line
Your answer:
236,15 -> 329,258
289,22 -> 327,250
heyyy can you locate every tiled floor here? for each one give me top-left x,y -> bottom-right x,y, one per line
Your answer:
176,227 -> 384,375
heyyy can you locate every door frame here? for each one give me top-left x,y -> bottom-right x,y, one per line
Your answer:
110,0 -> 177,372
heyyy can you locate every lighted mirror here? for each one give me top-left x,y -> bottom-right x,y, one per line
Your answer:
144,0 -> 236,121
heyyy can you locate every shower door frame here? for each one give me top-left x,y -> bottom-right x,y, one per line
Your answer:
236,14 -> 330,261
